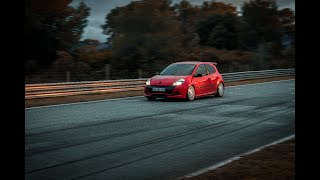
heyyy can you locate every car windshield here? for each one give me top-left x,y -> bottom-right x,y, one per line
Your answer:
160,64 -> 196,75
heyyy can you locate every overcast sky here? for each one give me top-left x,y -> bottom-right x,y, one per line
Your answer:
70,0 -> 295,42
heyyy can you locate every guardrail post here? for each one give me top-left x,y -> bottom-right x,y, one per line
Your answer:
138,69 -> 143,79
105,64 -> 111,80
66,71 -> 71,82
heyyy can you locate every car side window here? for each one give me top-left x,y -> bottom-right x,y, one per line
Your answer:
195,64 -> 208,76
205,64 -> 216,74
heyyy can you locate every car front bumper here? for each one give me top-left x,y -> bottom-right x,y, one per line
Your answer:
144,85 -> 188,99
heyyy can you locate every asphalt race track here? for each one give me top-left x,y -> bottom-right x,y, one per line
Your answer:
25,80 -> 295,180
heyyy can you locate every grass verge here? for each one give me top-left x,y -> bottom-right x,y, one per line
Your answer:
179,138 -> 295,180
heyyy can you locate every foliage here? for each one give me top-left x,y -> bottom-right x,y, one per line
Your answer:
25,0 -> 90,72
25,0 -> 295,83
242,0 -> 282,45
102,0 -> 185,72
174,0 -> 200,49
53,50 -> 74,71
200,1 -> 238,18
278,8 -> 295,33
197,13 -> 241,50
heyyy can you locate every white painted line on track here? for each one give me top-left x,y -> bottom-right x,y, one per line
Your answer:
26,79 -> 295,110
178,134 -> 295,179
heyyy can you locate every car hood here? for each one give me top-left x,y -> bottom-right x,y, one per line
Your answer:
150,75 -> 188,86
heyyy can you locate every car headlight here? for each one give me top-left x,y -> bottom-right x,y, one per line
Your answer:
172,79 -> 185,86
146,79 -> 151,86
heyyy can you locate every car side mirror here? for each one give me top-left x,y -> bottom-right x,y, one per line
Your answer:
194,73 -> 202,77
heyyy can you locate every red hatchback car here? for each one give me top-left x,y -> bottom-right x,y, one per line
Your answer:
144,61 -> 224,101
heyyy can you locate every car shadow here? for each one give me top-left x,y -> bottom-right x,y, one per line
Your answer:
144,95 -> 218,103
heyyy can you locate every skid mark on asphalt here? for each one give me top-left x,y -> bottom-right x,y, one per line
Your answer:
261,121 -> 287,126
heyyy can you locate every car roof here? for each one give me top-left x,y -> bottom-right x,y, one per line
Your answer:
173,61 -> 217,65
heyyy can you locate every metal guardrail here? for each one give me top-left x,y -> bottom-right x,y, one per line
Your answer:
25,68 -> 294,99
222,68 -> 295,82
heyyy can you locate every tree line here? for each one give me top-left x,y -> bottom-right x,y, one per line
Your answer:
25,0 -> 295,83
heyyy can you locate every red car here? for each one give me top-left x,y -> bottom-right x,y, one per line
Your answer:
144,61 -> 224,101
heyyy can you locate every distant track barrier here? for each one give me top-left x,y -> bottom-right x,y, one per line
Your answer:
25,68 -> 294,99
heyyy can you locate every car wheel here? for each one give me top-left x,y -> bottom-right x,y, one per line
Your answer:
186,86 -> 195,101
146,97 -> 156,101
215,83 -> 224,97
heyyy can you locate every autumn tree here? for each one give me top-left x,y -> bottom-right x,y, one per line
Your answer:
278,8 -> 295,50
237,20 -> 260,50
175,1 -> 238,50
53,50 -> 74,72
200,1 -> 237,18
197,13 -> 241,50
53,49 -> 95,82
276,8 -> 295,68
278,8 -> 295,33
242,0 -> 294,68
25,0 -> 90,74
71,39 -> 112,68
175,0 -> 201,49
57,1 -> 90,50
175,0 -> 237,28
241,0 -> 281,45
102,0 -> 185,73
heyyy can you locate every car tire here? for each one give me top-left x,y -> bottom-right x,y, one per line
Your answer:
215,83 -> 224,97
186,86 -> 195,101
146,96 -> 156,101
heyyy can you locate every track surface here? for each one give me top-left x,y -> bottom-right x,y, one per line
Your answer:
25,80 -> 295,180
